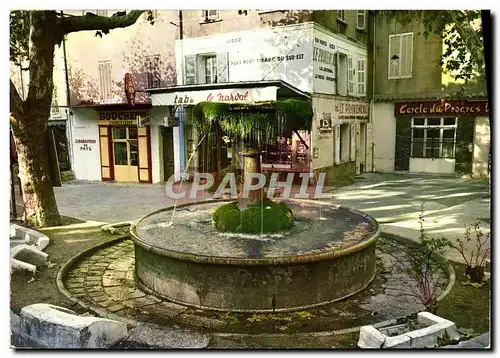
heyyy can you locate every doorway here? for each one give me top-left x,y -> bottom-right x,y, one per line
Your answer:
162,127 -> 175,181
360,123 -> 367,173
112,127 -> 138,182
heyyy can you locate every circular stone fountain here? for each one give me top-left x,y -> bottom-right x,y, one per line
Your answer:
130,199 -> 380,313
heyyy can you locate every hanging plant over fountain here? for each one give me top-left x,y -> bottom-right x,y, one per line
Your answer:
191,99 -> 313,234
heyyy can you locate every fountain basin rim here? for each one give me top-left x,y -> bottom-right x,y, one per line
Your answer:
130,198 -> 380,266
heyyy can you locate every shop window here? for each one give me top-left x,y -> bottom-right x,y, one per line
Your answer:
388,33 -> 413,79
411,117 -> 457,159
112,127 -> 126,139
113,142 -> 128,165
145,55 -> 162,89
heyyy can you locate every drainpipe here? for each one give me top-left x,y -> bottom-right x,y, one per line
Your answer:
61,11 -> 74,172
370,11 -> 376,172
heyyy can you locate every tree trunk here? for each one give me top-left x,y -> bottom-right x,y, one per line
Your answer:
10,11 -> 62,227
239,150 -> 263,209
12,123 -> 62,226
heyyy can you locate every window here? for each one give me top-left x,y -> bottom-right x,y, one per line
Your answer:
411,117 -> 457,159
204,55 -> 218,84
82,10 -> 108,16
357,59 -> 365,95
356,10 -> 366,30
388,33 -> 413,79
184,55 -> 197,85
347,56 -> 354,95
145,55 -> 162,88
203,10 -> 219,21
98,60 -> 112,102
337,10 -> 346,22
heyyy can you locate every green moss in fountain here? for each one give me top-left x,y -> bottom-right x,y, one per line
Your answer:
213,199 -> 294,234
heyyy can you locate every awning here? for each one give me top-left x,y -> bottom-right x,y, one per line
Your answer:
146,80 -> 310,107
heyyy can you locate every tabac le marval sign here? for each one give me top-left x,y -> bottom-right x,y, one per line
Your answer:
395,100 -> 489,117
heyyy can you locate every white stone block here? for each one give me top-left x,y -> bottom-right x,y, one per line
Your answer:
19,303 -> 128,348
358,325 -> 385,348
11,245 -> 48,267
10,258 -> 36,275
406,327 -> 438,348
383,334 -> 411,348
34,236 -> 50,251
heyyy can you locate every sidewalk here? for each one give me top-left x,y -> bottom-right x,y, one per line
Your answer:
13,173 -> 490,264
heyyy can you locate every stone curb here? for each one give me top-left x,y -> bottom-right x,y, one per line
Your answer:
55,231 -> 455,341
101,222 -> 132,235
56,236 -> 137,328
10,223 -> 50,251
380,232 -> 456,302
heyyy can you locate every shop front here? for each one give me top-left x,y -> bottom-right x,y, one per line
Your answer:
147,80 -> 312,182
393,99 -> 489,177
97,108 -> 152,183
69,104 -> 154,183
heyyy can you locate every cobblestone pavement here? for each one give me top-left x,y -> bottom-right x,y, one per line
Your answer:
63,237 -> 447,334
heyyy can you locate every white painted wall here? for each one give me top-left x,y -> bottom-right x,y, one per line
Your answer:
63,11 -> 178,106
312,26 -> 368,96
176,23 -> 314,92
149,106 -> 168,183
410,158 -> 455,174
472,116 -> 490,178
70,108 -> 101,181
372,103 -> 396,172
311,96 -> 368,170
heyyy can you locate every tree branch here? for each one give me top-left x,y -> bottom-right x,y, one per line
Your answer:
60,10 -> 145,35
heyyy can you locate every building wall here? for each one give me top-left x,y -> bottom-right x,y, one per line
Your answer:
472,116 -> 490,178
63,10 -> 178,106
181,10 -> 313,39
373,12 -> 444,100
70,108 -> 101,181
372,102 -> 396,172
176,23 -> 314,92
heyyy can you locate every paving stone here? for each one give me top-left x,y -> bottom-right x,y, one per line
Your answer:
85,281 -> 103,287
97,300 -> 116,308
66,282 -> 84,289
102,277 -> 124,287
106,303 -> 127,313
90,294 -> 110,303
93,262 -> 110,268
86,286 -> 105,293
68,288 -> 86,294
86,276 -> 102,282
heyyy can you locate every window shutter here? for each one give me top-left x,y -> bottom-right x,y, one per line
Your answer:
347,56 -> 354,95
356,11 -> 366,30
184,55 -> 197,85
357,59 -> 365,95
350,124 -> 356,161
400,33 -> 413,78
334,125 -> 341,164
216,52 -> 229,83
336,51 -> 341,95
388,35 -> 401,79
